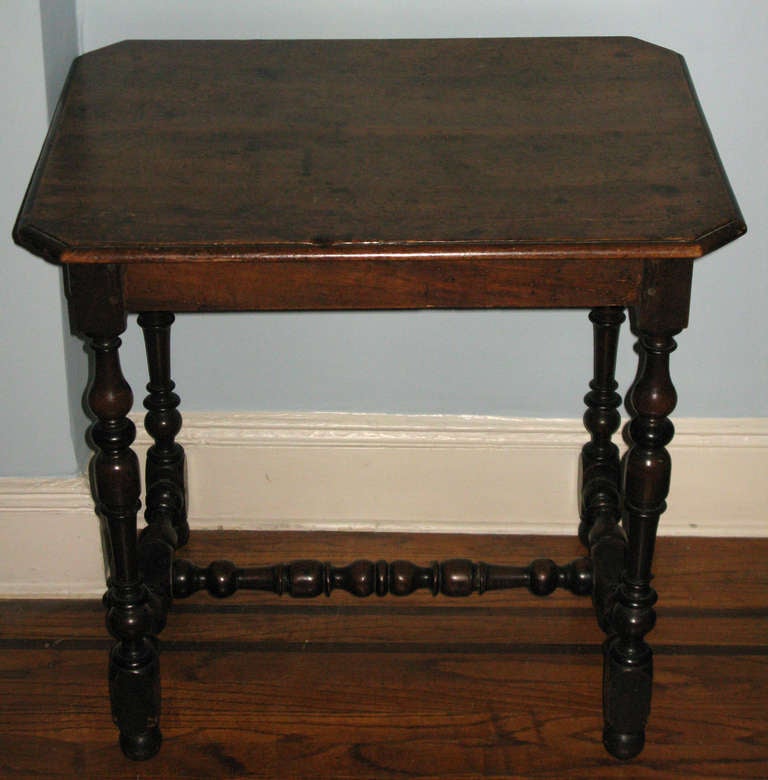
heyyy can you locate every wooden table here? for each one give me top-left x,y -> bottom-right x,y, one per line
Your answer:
14,37 -> 745,762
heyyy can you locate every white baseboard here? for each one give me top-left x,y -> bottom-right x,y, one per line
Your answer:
1,413 -> 766,597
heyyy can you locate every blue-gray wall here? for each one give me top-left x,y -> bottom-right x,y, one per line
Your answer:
2,2 -> 79,476
2,0 -> 766,477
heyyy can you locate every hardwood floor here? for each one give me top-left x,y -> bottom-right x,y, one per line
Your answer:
1,532 -> 766,778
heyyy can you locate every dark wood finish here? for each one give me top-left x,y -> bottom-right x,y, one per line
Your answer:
634,258 -> 695,334
137,312 -> 188,548
2,533 -> 767,778
602,331 -> 679,759
86,332 -> 164,761
122,255 -> 645,312
135,312 -> 187,616
579,307 -> 625,545
5,532 -> 767,639
14,38 -> 744,265
63,264 -> 126,336
11,37 -> 746,763
580,308 -> 628,635
172,555 -> 592,599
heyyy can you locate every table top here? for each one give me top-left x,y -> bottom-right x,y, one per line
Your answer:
15,37 -> 744,266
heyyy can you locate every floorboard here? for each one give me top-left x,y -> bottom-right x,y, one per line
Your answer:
1,533 -> 766,778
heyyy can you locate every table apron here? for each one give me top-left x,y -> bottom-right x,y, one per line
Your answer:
122,258 -> 645,312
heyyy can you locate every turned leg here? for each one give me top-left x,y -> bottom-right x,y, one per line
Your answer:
580,307 -> 627,630
602,330 -> 678,760
138,312 -> 188,548
579,307 -> 625,546
88,332 -> 164,760
136,312 -> 188,608
580,307 -> 625,544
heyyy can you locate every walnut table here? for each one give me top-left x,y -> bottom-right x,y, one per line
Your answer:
14,37 -> 745,761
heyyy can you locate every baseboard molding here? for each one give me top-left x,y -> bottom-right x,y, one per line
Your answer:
1,413 -> 766,597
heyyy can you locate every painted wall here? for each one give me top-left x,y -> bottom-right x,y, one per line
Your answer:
1,1 -> 766,477
0,1 -> 78,475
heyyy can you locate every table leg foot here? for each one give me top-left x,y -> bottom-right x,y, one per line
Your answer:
603,726 -> 645,761
120,729 -> 162,762
602,636 -> 652,760
110,638 -> 162,760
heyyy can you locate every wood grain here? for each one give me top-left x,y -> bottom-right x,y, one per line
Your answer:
15,38 -> 744,264
1,533 -> 766,778
121,256 -> 644,312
